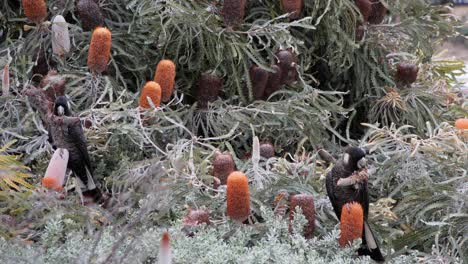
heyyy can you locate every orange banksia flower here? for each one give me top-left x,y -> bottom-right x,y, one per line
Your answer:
87,27 -> 112,74
154,60 -> 176,103
226,171 -> 250,222
339,202 -> 364,247
22,0 -> 47,24
289,194 -> 315,238
139,81 -> 162,108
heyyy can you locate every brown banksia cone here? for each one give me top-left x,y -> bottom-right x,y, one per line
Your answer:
368,0 -> 387,24
222,0 -> 246,29
22,0 -> 47,24
263,65 -> 283,99
396,63 -> 418,85
247,65 -> 269,101
281,0 -> 304,20
259,141 -> 275,159
276,49 -> 297,85
289,194 -> 315,239
87,27 -> 112,74
76,0 -> 105,31
196,72 -> 222,109
355,0 -> 372,22
213,151 -> 235,188
139,81 -> 162,108
32,47 -> 57,83
339,202 -> 364,247
154,60 -> 176,103
40,70 -> 66,102
226,171 -> 250,222
183,209 -> 211,227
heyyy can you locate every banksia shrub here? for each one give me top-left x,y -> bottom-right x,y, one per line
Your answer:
259,141 -> 275,159
276,49 -> 297,85
368,0 -> 387,24
226,171 -> 250,222
213,151 -> 235,187
76,0 -> 105,31
22,0 -> 47,24
183,209 -> 211,226
154,60 -> 176,103
196,73 -> 222,109
159,232 -> 172,264
222,0 -> 246,28
42,148 -> 69,191
281,0 -> 304,20
289,194 -> 315,239
396,63 -> 419,85
139,81 -> 162,108
455,118 -> 468,129
339,202 -> 364,247
52,15 -> 71,57
248,65 -> 269,101
87,27 -> 112,74
355,0 -> 372,22
263,65 -> 282,99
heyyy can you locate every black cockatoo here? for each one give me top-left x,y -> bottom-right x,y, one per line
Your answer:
325,147 -> 385,262
48,96 -> 103,203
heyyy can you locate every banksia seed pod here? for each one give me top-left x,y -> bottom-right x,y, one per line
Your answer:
455,118 -> 468,129
52,15 -> 71,57
368,0 -> 387,24
355,0 -> 372,22
276,49 -> 297,85
196,73 -> 222,109
183,209 -> 211,226
213,151 -> 235,187
289,194 -> 315,239
222,0 -> 246,28
76,0 -> 105,31
22,0 -> 47,24
339,202 -> 364,247
158,232 -> 172,264
396,63 -> 418,85
42,148 -> 69,191
87,27 -> 112,74
248,65 -> 269,100
226,171 -> 250,222
263,65 -> 282,99
259,141 -> 275,159
154,60 -> 176,103
281,0 -> 304,20
139,81 -> 162,108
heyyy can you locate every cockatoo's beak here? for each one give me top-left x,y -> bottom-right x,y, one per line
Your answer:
57,106 -> 65,116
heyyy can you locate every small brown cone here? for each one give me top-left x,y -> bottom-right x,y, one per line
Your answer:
154,60 -> 176,103
139,81 -> 162,108
196,73 -> 222,109
226,171 -> 250,222
87,27 -> 112,74
355,0 -> 372,22
22,0 -> 47,24
368,0 -> 387,24
222,0 -> 246,28
213,152 -> 235,187
396,63 -> 419,85
259,141 -> 275,159
289,194 -> 315,239
76,0 -> 105,31
248,65 -> 269,101
276,49 -> 297,85
281,0 -> 304,20
263,65 -> 283,99
339,202 -> 364,247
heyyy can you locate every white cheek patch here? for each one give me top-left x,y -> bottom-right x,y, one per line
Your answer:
343,153 -> 350,165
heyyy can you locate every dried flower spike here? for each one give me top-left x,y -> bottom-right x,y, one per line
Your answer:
139,81 -> 162,108
226,171 -> 250,222
196,73 -> 222,109
87,27 -> 112,74
52,15 -> 71,57
22,0 -> 47,24
355,0 -> 372,22
339,202 -> 364,247
276,49 -> 297,85
368,0 -> 387,24
76,0 -> 105,31
222,0 -> 246,28
248,65 -> 269,101
289,194 -> 315,238
281,0 -> 304,20
263,65 -> 282,99
213,151 -> 235,187
42,148 -> 69,191
154,60 -> 176,103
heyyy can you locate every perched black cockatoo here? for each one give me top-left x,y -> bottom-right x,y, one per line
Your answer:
325,147 -> 385,262
48,96 -> 103,203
